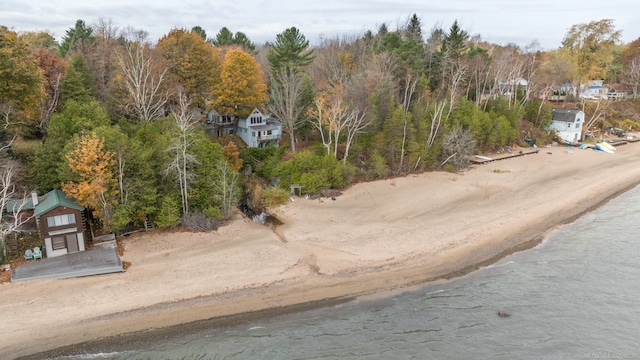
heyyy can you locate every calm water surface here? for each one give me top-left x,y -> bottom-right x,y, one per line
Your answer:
55,185 -> 640,359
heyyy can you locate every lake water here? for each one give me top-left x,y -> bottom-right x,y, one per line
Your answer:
52,185 -> 640,359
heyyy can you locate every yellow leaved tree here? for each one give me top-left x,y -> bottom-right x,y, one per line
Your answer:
62,131 -> 118,230
211,48 -> 267,116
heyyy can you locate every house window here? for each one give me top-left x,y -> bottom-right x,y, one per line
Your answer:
252,131 -> 256,137
575,122 -> 580,128
47,214 -> 76,227
267,130 -> 272,135
52,236 -> 66,250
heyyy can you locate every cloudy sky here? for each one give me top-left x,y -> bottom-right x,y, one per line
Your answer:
1,0 -> 638,50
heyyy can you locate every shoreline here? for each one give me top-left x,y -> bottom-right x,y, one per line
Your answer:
22,177 -> 639,359
5,141 -> 640,359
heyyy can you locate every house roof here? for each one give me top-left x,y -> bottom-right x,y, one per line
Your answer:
5,189 -> 85,217
34,189 -> 84,217
552,109 -> 582,122
5,194 -> 42,213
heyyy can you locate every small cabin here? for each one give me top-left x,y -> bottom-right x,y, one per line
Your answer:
7,190 -> 87,258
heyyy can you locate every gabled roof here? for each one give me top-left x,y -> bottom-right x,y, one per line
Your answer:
34,189 -> 84,217
552,109 -> 582,122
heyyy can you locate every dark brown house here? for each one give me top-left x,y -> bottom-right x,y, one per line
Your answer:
7,190 -> 87,258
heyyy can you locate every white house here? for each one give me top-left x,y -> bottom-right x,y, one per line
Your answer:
547,109 -> 585,143
498,77 -> 528,99
237,108 -> 282,148
580,80 -> 607,100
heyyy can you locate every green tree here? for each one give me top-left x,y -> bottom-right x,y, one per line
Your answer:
95,125 -> 159,230
30,100 -> 111,190
190,132 -> 240,219
154,195 -> 181,228
191,26 -> 207,40
59,19 -> 95,58
405,14 -> 422,42
273,150 -> 347,194
211,27 -> 234,47
441,20 -> 469,58
268,27 -> 315,73
60,53 -> 96,106
211,27 -> 256,52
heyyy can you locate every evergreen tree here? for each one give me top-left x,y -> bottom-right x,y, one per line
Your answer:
405,14 -> 422,41
59,19 -> 95,58
268,27 -> 315,74
211,27 -> 234,47
191,26 -> 207,40
60,53 -> 96,107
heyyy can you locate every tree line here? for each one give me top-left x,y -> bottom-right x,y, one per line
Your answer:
1,15 -> 639,234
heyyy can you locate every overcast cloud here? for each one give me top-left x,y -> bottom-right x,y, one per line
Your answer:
0,0 -> 638,49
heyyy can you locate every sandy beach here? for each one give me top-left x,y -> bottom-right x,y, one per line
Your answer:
3,140 -> 640,358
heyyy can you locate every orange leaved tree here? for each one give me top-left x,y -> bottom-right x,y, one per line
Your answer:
62,131 -> 118,230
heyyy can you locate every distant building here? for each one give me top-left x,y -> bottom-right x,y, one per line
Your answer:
547,109 -> 585,143
580,80 -> 607,100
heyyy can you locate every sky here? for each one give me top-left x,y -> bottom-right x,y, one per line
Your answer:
1,0 -> 639,50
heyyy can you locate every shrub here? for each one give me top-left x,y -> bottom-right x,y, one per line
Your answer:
154,195 -> 181,228
263,187 -> 290,207
442,163 -> 455,173
273,151 -> 348,194
182,211 -> 219,231
364,152 -> 389,180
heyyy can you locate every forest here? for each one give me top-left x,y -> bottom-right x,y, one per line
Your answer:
1,15 -> 640,237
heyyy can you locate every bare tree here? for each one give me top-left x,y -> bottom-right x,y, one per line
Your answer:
0,164 -> 34,260
38,71 -> 62,130
117,41 -> 168,122
166,94 -> 199,216
310,95 -> 334,156
582,97 -> 610,134
440,127 -> 475,169
267,67 -> 308,153
212,161 -> 240,219
623,56 -> 640,99
343,107 -> 371,164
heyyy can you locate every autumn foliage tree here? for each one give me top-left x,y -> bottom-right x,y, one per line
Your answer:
62,131 -> 118,230
211,48 -> 267,115
561,19 -> 621,83
222,141 -> 243,171
0,27 -> 45,127
157,28 -> 221,106
33,48 -> 66,133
